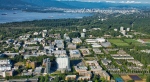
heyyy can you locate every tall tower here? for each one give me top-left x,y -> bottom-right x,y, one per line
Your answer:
46,58 -> 51,74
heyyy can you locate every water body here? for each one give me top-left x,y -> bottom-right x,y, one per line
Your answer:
0,10 -> 91,23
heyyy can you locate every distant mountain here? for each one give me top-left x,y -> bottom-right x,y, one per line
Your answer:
21,0 -> 74,8
0,0 -> 150,10
0,0 -> 36,9
60,1 -> 150,9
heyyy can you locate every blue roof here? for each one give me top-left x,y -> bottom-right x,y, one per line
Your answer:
115,78 -> 124,82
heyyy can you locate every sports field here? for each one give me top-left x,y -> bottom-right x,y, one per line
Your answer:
124,39 -> 143,46
108,39 -> 129,46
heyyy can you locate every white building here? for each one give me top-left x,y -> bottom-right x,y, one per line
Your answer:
0,59 -> 11,65
0,59 -> 12,71
69,50 -> 81,58
83,29 -> 86,32
0,65 -> 11,71
56,55 -> 70,71
33,32 -> 39,35
81,33 -> 85,38
120,26 -> 124,32
72,38 -> 82,44
114,29 -> 118,31
96,38 -> 106,43
127,28 -> 130,31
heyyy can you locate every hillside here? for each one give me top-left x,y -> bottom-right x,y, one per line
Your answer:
0,0 -> 37,9
21,0 -> 74,8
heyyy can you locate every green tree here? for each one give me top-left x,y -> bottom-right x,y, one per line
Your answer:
146,74 -> 150,82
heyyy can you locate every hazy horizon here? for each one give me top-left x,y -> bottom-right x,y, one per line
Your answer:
56,0 -> 150,3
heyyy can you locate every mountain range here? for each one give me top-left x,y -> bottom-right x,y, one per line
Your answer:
0,0 -> 150,9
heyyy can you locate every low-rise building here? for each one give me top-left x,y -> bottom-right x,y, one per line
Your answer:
65,75 -> 76,80
101,58 -> 111,65
93,48 -> 103,54
26,60 -> 37,69
92,44 -> 102,48
72,38 -> 82,44
55,40 -> 64,49
80,49 -> 90,56
34,67 -> 42,75
67,43 -> 76,49
85,60 -> 102,74
69,50 -> 81,58
52,50 -> 67,57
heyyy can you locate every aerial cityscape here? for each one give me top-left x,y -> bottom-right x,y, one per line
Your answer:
0,0 -> 150,82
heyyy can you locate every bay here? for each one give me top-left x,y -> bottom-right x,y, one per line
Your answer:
0,10 -> 91,23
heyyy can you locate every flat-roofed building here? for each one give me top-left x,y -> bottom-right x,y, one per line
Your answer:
65,75 -> 76,80
86,39 -> 97,44
69,50 -> 81,58
96,38 -> 106,43
80,48 -> 90,56
86,60 -> 102,73
55,40 -> 64,49
93,48 -> 103,54
74,66 -> 88,72
92,44 -> 102,48
101,70 -> 110,81
52,50 -> 67,57
56,55 -> 71,71
68,43 -> 76,49
72,38 -> 82,44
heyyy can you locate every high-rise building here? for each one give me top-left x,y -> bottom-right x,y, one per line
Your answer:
56,55 -> 71,71
43,58 -> 51,74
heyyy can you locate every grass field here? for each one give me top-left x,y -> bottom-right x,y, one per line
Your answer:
108,39 -> 129,46
146,43 -> 150,47
124,39 -> 143,46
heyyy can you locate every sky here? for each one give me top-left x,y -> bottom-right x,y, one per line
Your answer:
56,0 -> 150,3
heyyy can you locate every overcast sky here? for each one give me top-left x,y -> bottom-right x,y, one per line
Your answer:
57,0 -> 150,3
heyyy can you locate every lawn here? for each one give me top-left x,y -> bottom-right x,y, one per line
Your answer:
146,43 -> 150,47
124,39 -> 143,46
108,39 -> 129,46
